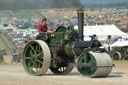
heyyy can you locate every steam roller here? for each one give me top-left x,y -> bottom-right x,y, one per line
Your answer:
22,10 -> 113,78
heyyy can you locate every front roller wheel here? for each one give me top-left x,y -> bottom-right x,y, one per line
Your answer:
77,51 -> 113,78
23,40 -> 51,76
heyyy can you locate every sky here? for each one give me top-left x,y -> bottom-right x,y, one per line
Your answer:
0,0 -> 128,10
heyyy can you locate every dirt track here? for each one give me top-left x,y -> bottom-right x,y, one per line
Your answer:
0,63 -> 128,85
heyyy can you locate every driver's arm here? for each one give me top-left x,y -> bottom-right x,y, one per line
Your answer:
47,30 -> 53,33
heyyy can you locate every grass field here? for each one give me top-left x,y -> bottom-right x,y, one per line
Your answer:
0,61 -> 8,65
0,34 -> 13,55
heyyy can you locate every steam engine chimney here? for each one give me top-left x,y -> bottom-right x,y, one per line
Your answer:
77,9 -> 84,41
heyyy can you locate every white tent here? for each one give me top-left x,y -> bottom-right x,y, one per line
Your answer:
74,25 -> 128,36
111,40 -> 128,47
74,25 -> 128,41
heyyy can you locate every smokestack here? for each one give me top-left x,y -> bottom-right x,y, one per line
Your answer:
77,9 -> 84,41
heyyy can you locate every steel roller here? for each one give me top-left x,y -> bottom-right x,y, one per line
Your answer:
77,51 -> 113,78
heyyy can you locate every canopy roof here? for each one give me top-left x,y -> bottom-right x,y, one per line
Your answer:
111,40 -> 128,47
74,25 -> 128,36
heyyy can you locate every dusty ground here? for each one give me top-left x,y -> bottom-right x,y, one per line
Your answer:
0,62 -> 128,85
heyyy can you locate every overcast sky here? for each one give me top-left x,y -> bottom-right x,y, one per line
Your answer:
0,0 -> 128,10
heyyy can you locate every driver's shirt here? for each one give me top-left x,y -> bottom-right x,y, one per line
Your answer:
38,25 -> 48,33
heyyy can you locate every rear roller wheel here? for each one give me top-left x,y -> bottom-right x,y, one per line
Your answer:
23,40 -> 51,76
50,63 -> 74,75
77,51 -> 113,78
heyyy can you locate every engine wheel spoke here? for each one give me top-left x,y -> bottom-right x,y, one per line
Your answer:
25,57 -> 31,60
37,59 -> 43,65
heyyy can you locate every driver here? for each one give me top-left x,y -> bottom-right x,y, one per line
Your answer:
38,18 -> 53,33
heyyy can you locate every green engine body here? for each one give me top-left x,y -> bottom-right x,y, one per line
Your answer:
36,26 -> 101,62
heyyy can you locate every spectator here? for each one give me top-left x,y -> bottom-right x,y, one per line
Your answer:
106,35 -> 113,45
11,52 -> 18,63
